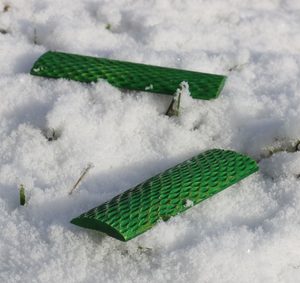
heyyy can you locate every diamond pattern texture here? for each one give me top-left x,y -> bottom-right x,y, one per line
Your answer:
30,51 -> 227,99
71,149 -> 258,241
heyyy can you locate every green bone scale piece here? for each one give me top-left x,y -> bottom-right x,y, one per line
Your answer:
30,51 -> 227,100
71,149 -> 258,241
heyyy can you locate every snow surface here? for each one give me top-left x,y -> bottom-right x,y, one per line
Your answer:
1,0 -> 300,282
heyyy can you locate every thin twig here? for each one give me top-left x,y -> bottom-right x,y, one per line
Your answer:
166,82 -> 188,117
257,139 -> 300,163
166,91 -> 181,117
228,62 -> 248,72
69,163 -> 94,195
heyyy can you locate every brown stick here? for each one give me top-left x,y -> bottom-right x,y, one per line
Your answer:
69,163 -> 94,195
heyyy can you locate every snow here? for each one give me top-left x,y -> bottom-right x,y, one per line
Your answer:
1,0 -> 300,282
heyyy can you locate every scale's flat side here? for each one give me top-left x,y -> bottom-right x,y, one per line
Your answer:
30,51 -> 227,99
71,149 -> 258,241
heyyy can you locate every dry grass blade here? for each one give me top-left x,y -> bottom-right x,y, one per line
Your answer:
69,163 -> 94,195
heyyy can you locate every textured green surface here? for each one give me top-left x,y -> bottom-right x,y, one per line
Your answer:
30,51 -> 227,100
71,149 -> 258,241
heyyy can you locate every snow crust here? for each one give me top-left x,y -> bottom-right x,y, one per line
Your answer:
1,0 -> 300,282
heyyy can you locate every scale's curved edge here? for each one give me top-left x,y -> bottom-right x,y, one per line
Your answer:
30,51 -> 227,100
70,149 -> 259,241
70,217 -> 126,241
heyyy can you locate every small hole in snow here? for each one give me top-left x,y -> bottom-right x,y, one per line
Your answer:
42,128 -> 62,141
